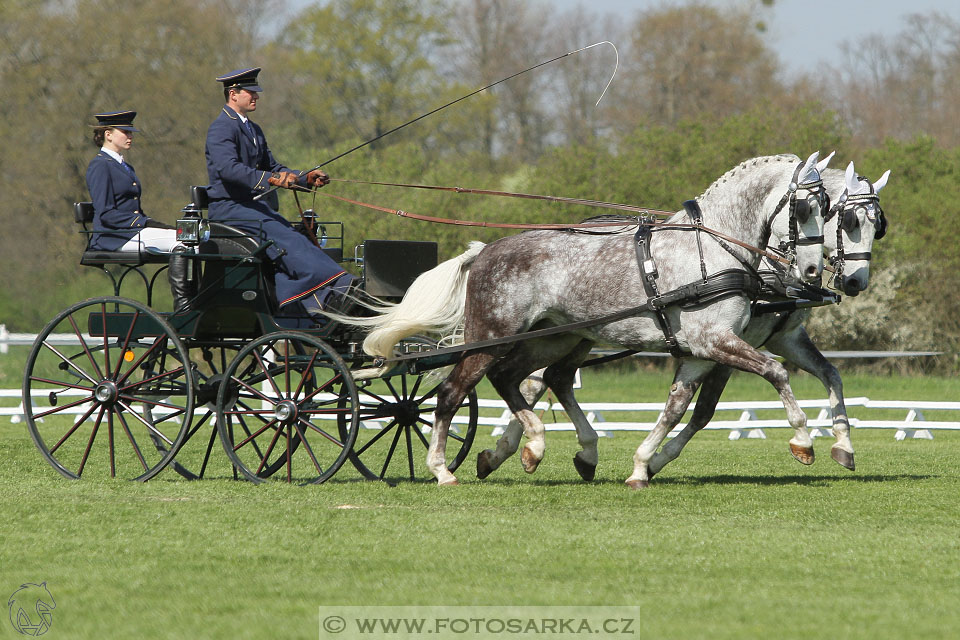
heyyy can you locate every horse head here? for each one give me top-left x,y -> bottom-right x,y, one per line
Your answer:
767,151 -> 829,284
820,159 -> 891,296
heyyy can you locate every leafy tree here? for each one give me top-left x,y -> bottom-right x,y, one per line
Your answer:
448,0 -> 557,163
0,0 -> 277,328
820,12 -> 960,148
609,2 -> 782,132
266,0 -> 456,155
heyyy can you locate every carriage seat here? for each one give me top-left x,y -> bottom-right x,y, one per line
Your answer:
74,202 -> 170,266
190,185 -> 209,211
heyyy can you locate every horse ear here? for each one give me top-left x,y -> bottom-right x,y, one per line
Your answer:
845,161 -> 860,192
816,151 -> 835,173
798,151 -> 820,183
873,169 -> 891,192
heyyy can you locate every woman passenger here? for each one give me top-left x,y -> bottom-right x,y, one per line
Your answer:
85,110 -> 178,252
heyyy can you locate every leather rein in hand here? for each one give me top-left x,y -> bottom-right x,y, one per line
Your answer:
303,178 -> 794,267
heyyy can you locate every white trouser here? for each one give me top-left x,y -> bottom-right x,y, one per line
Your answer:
118,228 -> 183,253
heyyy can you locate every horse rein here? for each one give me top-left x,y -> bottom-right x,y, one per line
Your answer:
310,184 -> 799,268
329,177 -> 675,217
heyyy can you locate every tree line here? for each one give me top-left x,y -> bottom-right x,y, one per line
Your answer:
1,0 -> 957,369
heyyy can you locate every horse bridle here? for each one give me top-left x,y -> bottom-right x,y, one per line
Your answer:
764,161 -> 828,267
823,177 -> 886,285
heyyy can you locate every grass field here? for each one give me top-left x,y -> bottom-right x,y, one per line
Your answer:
1,355 -> 958,639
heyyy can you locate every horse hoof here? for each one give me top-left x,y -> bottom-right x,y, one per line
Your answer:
521,446 -> 541,474
625,478 -> 650,490
437,476 -> 459,486
789,443 -> 815,465
830,447 -> 856,471
573,454 -> 596,481
476,450 -> 494,480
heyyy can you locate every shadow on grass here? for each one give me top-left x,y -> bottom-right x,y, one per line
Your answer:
461,473 -> 938,488
144,469 -> 939,488
641,473 -> 937,487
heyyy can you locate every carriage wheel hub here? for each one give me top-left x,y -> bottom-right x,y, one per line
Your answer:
94,381 -> 119,405
392,399 -> 420,427
275,400 -> 299,423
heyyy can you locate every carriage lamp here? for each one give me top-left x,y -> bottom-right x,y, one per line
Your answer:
176,208 -> 210,246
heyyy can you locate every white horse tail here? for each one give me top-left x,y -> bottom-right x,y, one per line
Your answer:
361,241 -> 485,358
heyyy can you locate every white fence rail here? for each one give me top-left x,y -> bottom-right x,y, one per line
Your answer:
4,388 -> 957,441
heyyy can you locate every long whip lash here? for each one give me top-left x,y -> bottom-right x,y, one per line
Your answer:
254,41 -> 618,201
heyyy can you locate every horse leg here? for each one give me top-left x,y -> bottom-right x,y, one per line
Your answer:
648,363 -> 731,478
487,368 -> 548,475
701,330 -> 815,464
625,360 -> 710,489
429,351 -> 499,485
484,336 -> 585,475
476,370 -> 546,479
766,327 -> 854,470
541,341 -> 598,481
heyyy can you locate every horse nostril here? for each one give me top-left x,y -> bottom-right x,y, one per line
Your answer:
804,265 -> 819,281
843,277 -> 861,296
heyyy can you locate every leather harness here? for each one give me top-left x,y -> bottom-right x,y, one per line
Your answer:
633,200 -> 764,357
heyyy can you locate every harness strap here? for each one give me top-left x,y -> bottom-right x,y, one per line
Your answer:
634,216 -> 763,356
842,252 -> 872,261
683,200 -> 709,281
633,224 -> 682,356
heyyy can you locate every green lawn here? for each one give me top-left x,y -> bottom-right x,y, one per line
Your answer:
2,352 -> 958,639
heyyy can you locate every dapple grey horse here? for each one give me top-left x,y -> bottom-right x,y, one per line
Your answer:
346,152 -> 828,487
645,159 -> 891,477
483,158 -> 891,482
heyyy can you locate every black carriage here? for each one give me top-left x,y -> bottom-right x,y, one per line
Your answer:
21,188 -> 478,484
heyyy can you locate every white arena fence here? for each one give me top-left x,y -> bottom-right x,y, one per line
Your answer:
3,388 -> 957,442
3,325 -> 954,441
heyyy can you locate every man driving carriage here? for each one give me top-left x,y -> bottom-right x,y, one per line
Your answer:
204,67 -> 357,319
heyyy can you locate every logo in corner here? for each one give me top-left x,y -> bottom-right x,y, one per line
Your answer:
8,582 -> 56,636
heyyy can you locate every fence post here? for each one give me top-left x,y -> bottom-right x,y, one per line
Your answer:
728,409 -> 766,440
809,408 -> 833,439
894,407 -> 934,441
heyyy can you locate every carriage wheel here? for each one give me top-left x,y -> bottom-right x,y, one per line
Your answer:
154,342 -> 306,480
339,340 -> 478,483
215,332 -> 359,484
148,343 -> 245,480
22,297 -> 193,481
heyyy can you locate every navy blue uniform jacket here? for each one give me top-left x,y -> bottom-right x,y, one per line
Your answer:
204,106 -> 347,308
85,152 -> 146,251
205,106 -> 289,202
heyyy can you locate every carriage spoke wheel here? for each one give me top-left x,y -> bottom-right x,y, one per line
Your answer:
339,340 -> 478,483
22,297 -> 193,481
216,332 -> 358,484
148,343 -> 245,480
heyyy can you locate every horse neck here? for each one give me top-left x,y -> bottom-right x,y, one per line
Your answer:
696,155 -> 800,259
